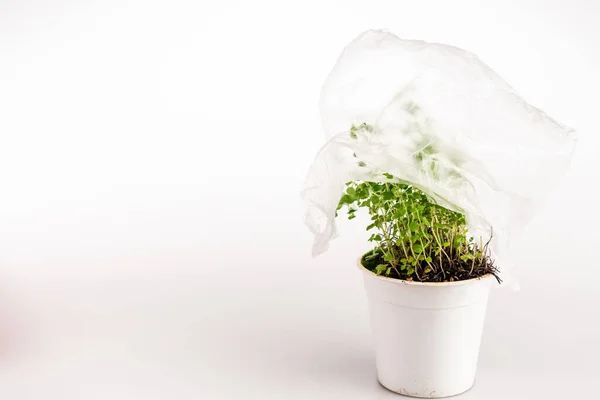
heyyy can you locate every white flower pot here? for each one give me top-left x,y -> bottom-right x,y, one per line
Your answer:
359,259 -> 495,398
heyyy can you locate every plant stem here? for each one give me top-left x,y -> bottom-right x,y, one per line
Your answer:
415,207 -> 435,272
431,208 -> 452,273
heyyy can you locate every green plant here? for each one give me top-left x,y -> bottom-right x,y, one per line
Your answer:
337,124 -> 499,283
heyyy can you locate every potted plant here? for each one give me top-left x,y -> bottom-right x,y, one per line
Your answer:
334,125 -> 501,398
303,30 -> 577,399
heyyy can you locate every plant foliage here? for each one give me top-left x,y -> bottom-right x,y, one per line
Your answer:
337,124 -> 500,283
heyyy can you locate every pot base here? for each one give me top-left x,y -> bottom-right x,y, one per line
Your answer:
378,377 -> 475,398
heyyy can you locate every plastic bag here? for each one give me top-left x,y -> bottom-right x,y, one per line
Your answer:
303,30 -> 576,284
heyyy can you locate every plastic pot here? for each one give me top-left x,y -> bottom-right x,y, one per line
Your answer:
359,259 -> 494,398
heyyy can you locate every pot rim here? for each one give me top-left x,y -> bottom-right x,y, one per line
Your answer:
357,256 -> 494,287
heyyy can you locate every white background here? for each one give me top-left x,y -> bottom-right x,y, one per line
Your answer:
0,0 -> 599,399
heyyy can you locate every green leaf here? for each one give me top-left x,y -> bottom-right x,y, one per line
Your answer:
423,144 -> 436,155
340,194 -> 352,205
357,161 -> 366,167
383,252 -> 394,262
366,222 -> 376,231
346,187 -> 356,197
409,221 -> 419,231
425,256 -> 432,263
382,191 -> 395,201
375,264 -> 387,275
383,172 -> 394,180
413,244 -> 423,253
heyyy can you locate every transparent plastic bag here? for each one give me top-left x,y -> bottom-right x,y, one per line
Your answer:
303,30 -> 576,284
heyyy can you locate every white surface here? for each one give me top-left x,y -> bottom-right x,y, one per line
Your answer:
0,0 -> 599,399
362,266 -> 493,397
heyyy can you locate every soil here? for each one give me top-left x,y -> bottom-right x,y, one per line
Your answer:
361,247 -> 502,284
